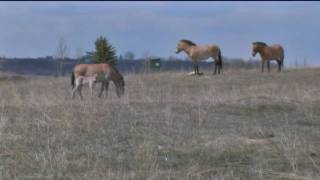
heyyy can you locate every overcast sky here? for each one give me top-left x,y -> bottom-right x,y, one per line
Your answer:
0,1 -> 319,66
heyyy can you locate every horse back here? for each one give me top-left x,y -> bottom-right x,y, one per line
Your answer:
73,64 -> 88,76
190,44 -> 220,60
270,44 -> 284,59
73,63 -> 111,76
270,44 -> 283,51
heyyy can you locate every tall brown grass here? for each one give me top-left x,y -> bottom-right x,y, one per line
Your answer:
0,68 -> 319,179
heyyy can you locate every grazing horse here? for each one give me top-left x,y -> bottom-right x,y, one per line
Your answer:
252,42 -> 284,72
175,39 -> 223,75
71,63 -> 125,99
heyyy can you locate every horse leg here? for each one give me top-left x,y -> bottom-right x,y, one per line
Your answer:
280,56 -> 284,72
72,79 -> 80,99
267,61 -> 270,72
197,65 -> 199,75
78,85 -> 83,100
89,81 -> 94,97
193,64 -> 197,75
196,65 -> 201,75
105,81 -> 110,97
71,86 -> 78,99
98,82 -> 105,98
218,63 -> 221,74
214,63 -> 217,75
193,61 -> 200,75
261,60 -> 265,72
277,60 -> 282,72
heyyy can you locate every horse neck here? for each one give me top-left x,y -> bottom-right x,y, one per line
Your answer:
256,46 -> 267,56
183,45 -> 194,56
109,70 -> 121,85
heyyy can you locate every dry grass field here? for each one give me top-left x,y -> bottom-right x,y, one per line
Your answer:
0,68 -> 320,179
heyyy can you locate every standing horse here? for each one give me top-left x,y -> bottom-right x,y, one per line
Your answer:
71,63 -> 125,99
175,39 -> 223,75
252,42 -> 284,72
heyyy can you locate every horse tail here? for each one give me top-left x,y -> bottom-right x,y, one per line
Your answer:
218,49 -> 223,69
71,71 -> 75,88
280,46 -> 285,68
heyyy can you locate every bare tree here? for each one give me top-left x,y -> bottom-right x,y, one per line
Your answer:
55,37 -> 68,76
142,51 -> 150,73
303,57 -> 308,68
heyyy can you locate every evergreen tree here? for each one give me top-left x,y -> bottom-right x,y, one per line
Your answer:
87,36 -> 117,66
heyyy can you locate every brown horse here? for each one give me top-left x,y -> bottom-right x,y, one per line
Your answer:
175,40 -> 223,75
71,63 -> 125,99
252,42 -> 284,72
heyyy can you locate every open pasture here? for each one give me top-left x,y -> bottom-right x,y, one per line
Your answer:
0,68 -> 320,179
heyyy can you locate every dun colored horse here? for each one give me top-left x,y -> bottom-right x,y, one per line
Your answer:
175,39 -> 223,75
252,42 -> 284,72
71,63 -> 125,99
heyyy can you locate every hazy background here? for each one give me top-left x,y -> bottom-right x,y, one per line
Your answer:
0,1 -> 319,66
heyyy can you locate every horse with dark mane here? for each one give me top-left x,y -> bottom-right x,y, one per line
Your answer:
175,39 -> 223,75
252,42 -> 284,72
71,63 -> 125,99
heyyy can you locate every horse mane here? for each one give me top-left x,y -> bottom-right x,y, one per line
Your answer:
180,39 -> 197,46
253,42 -> 267,46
